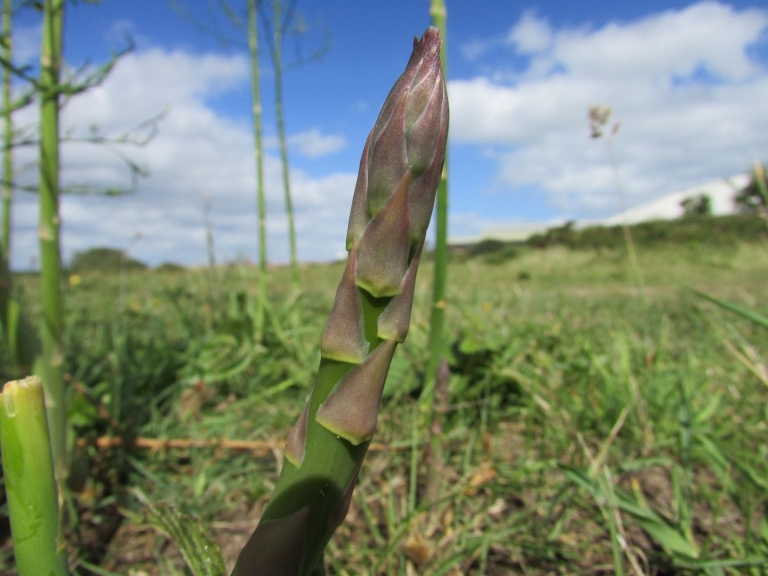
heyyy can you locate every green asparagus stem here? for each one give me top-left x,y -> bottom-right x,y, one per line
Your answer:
232,27 -> 449,576
0,377 -> 68,576
247,0 -> 267,342
38,0 -> 67,484
1,0 -> 11,262
0,0 -> 37,379
0,246 -> 38,376
422,0 -> 450,504
422,0 -> 449,413
0,0 -> 14,367
272,0 -> 299,289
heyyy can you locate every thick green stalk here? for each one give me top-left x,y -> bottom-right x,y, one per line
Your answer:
1,0 -> 11,261
272,0 -> 299,288
233,28 -> 448,576
247,0 -> 267,341
37,0 -> 67,484
237,295 -> 389,576
420,0 -> 450,501
0,377 -> 68,576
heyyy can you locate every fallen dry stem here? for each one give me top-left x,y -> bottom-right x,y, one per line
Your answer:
77,435 -> 416,455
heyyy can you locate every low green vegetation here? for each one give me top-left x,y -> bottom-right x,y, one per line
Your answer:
528,214 -> 768,251
3,233 -> 765,574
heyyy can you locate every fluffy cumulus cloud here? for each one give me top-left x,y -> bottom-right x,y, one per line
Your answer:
288,129 -> 345,158
451,1 -> 768,216
506,10 -> 552,54
9,48 -> 357,268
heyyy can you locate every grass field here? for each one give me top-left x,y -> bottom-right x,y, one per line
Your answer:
3,240 -> 768,575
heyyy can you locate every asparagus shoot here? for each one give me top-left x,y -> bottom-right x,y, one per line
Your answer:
233,26 -> 449,576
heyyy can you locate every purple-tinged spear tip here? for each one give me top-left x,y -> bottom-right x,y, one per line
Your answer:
346,27 -> 449,251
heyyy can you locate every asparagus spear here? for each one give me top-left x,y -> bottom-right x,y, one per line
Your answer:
233,26 -> 449,576
0,377 -> 67,576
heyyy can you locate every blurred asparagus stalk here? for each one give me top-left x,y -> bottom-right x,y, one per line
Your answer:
0,377 -> 68,576
0,0 -> 38,378
247,0 -> 268,341
37,0 -> 67,484
233,27 -> 448,576
272,0 -> 299,289
0,0 -> 14,364
1,0 -> 11,261
422,0 -> 450,504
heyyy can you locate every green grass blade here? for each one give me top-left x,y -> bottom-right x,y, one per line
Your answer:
632,516 -> 700,560
689,288 -> 768,330
561,465 -> 699,559
144,501 -> 226,576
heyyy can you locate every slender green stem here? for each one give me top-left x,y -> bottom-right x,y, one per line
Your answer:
0,0 -> 17,369
422,0 -> 449,403
37,0 -> 67,485
0,8 -> 38,379
0,246 -> 38,375
1,0 -> 11,263
753,162 -> 768,208
247,0 -> 267,341
420,0 -> 449,501
204,192 -> 216,272
605,136 -> 649,344
204,191 -> 217,330
0,377 -> 68,576
272,0 -> 299,288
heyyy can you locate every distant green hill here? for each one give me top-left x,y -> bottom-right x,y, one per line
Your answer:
68,247 -> 147,273
528,214 -> 768,250
446,214 -> 768,265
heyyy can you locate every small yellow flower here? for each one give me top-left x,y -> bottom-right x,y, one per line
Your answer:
69,274 -> 81,286
481,302 -> 491,312
130,301 -> 141,312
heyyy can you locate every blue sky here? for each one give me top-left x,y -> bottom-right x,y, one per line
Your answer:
6,0 -> 768,267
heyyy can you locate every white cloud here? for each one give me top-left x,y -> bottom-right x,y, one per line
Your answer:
460,38 -> 496,61
506,10 -> 552,54
7,48 -> 357,269
13,24 -> 41,66
105,19 -> 153,50
551,2 -> 766,81
288,128 -> 345,158
449,1 -> 768,216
